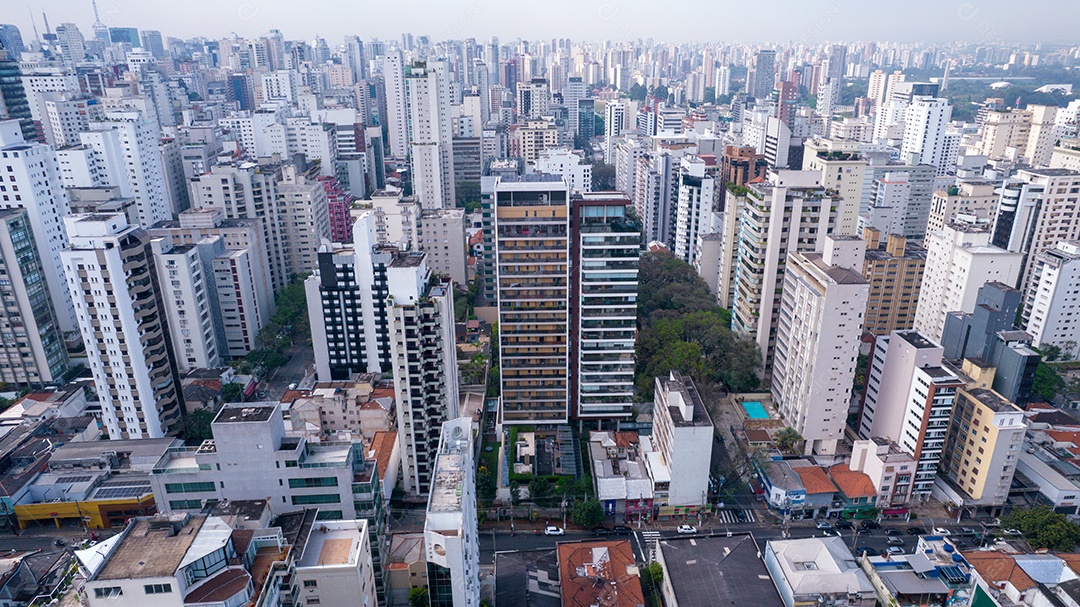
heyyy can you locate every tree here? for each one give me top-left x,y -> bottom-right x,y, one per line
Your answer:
650,85 -> 669,104
591,162 -> 616,191
529,477 -> 559,507
773,427 -> 803,453
220,382 -> 244,403
640,561 -> 664,592
1033,362 -> 1065,402
628,83 -> 647,102
476,466 -> 497,505
571,499 -> 605,527
703,87 -> 716,104
174,409 -> 216,446
509,481 -> 522,506
1001,506 -> 1080,551
408,586 -> 430,607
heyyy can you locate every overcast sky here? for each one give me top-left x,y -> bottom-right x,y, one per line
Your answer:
6,0 -> 1078,45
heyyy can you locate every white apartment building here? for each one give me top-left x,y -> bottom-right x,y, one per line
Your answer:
1024,240 -> 1080,352
40,92 -> 102,147
535,148 -> 592,195
850,438 -> 917,509
605,101 -> 627,163
85,112 -> 172,228
418,208 -> 468,287
993,168 -> 1080,294
900,96 -> 953,176
857,331 -> 965,499
613,137 -> 646,204
772,238 -> 868,456
648,372 -> 713,508
386,252 -> 460,496
913,223 -> 1022,342
927,181 -> 1000,234
383,50 -> 409,159
148,208 -> 274,358
62,213 -> 184,439
424,417 -> 480,607
731,170 -> 842,379
275,165 -> 332,276
0,121 -> 77,336
673,156 -> 718,266
294,519 -> 379,607
406,60 -> 456,210
150,239 -> 220,371
862,172 -> 912,237
801,138 -> 867,235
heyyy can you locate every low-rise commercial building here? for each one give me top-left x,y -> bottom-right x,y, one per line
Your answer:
764,537 -> 876,607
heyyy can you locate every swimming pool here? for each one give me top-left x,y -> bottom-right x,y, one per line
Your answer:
742,401 -> 770,420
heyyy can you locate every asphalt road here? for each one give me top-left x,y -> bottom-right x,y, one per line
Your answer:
264,343 -> 315,400
479,520 -> 991,565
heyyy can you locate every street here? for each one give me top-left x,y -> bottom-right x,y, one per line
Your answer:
479,519 -> 990,565
263,343 -> 315,400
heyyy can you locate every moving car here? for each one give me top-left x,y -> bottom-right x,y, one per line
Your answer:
592,527 -> 611,536
859,519 -> 880,529
932,527 -> 951,536
735,510 -> 749,523
612,525 -> 633,535
835,520 -> 854,529
544,526 -> 564,536
906,527 -> 924,535
887,536 -> 904,546
860,546 -> 880,556
887,546 -> 904,555
884,528 -> 902,536
856,527 -> 873,536
821,529 -> 838,537
677,524 -> 697,534
816,521 -> 832,530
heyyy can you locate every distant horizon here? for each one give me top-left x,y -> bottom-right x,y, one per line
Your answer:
5,0 -> 1079,47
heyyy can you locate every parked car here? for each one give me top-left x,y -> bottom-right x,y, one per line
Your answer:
887,536 -> 905,546
544,526 -> 564,536
612,525 -> 633,535
982,518 -> 1001,528
860,546 -> 880,556
887,546 -> 904,555
906,527 -> 925,535
592,527 -> 611,536
1002,528 -> 1022,536
932,527 -> 952,536
856,527 -> 873,536
859,520 -> 880,529
677,524 -> 697,535
884,528 -> 902,536
816,521 -> 832,530
821,529 -> 838,536
960,527 -> 977,535
835,520 -> 854,529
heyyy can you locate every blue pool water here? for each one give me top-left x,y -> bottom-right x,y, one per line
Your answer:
742,401 -> 770,420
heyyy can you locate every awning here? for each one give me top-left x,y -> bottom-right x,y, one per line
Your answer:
883,508 -> 909,516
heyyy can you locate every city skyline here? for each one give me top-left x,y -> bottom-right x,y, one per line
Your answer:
5,0 -> 1080,45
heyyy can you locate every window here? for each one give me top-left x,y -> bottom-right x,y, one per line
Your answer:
169,499 -> 203,510
289,477 -> 339,489
164,482 -> 216,494
94,587 -> 123,598
304,580 -> 318,588
144,584 -> 172,594
291,494 -> 341,505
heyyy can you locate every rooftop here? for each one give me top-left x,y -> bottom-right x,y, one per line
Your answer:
964,388 -> 1020,413
767,537 -> 874,598
827,464 -> 877,499
794,466 -> 839,495
96,514 -> 205,581
895,330 -> 938,351
659,534 -> 783,607
495,548 -> 561,607
214,403 -> 277,424
298,521 -> 364,569
557,540 -> 643,607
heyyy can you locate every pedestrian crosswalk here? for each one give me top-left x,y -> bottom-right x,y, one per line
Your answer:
639,530 -> 662,561
715,509 -> 757,524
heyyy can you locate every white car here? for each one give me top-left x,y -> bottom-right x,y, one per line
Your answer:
887,546 -> 904,555
677,524 -> 697,534
932,527 -> 952,536
544,526 -> 564,536
816,521 -> 832,530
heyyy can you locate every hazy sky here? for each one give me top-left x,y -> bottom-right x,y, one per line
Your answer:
6,0 -> 1078,46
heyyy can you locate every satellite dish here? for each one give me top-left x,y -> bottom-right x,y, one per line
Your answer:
451,426 -> 464,439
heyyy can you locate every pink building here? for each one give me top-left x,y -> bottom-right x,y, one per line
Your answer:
319,176 -> 355,242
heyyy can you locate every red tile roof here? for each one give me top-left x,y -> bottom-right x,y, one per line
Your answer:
794,466 -> 838,495
963,552 -> 1036,591
370,431 -> 398,480
557,541 -> 643,607
827,464 -> 877,498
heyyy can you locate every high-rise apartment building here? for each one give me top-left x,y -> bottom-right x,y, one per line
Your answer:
424,417 -> 480,607
148,208 -> 275,358
515,77 -> 551,121
650,372 -> 714,508
1024,240 -> 1080,352
772,237 -> 868,456
0,121 -> 77,336
861,228 -> 926,336
604,101 -> 626,163
0,50 -> 37,142
62,213 -> 183,439
939,388 -> 1025,508
493,175 -> 571,425
858,330 -> 965,500
406,60 -> 456,210
914,223 -> 1023,342
0,208 -> 68,386
977,109 -> 1032,160
570,192 -> 639,420
83,112 -> 172,228
993,168 -> 1080,294
383,49 -> 409,159
748,49 -> 776,100
386,251 -> 459,496
927,181 -> 999,234
731,171 -> 841,380
900,97 -> 953,176
801,139 -> 866,235
275,165 -> 332,275
674,156 -> 719,266
150,238 -> 220,371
